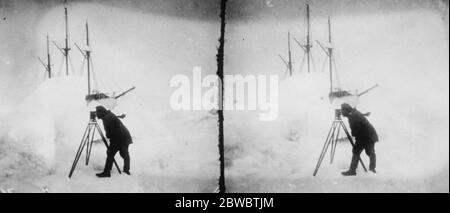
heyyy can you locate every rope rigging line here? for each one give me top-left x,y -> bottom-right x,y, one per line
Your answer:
57,55 -> 64,77
334,48 -> 349,89
108,69 -> 124,94
89,57 -> 101,92
76,46 -> 129,97
310,51 -> 318,73
332,56 -> 343,89
68,55 -> 76,76
89,56 -> 114,96
90,57 -> 117,95
299,51 -> 307,74
320,56 -> 328,73
79,58 -> 86,76
102,68 -> 117,94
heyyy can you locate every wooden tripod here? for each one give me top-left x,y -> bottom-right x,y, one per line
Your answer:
313,110 -> 368,176
69,118 -> 121,178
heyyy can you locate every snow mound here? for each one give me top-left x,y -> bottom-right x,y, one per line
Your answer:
0,77 -> 87,172
225,73 -> 334,177
0,77 -> 218,192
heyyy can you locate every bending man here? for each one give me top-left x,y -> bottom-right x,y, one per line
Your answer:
95,105 -> 132,178
341,103 -> 378,176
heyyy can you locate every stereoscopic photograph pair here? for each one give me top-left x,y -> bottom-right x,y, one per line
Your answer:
0,0 -> 448,194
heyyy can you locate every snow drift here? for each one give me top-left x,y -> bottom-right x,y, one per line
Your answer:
0,2 -> 219,192
224,9 -> 449,192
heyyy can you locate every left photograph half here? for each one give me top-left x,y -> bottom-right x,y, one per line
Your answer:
0,0 -> 221,192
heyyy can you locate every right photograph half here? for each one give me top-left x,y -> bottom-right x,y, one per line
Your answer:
223,0 -> 449,192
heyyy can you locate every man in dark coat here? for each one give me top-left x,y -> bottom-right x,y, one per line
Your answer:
341,103 -> 378,176
95,105 -> 133,178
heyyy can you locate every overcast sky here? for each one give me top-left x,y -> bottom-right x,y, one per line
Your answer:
0,0 -> 221,104
0,0 -> 220,21
226,0 -> 448,21
0,0 -> 448,104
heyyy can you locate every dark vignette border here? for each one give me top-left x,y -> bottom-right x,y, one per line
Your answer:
216,0 -> 227,193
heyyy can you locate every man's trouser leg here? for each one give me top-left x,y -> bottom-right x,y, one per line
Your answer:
119,144 -> 130,172
365,143 -> 376,172
104,145 -> 119,173
350,142 -> 364,172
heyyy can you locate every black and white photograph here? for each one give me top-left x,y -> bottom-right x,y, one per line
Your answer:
0,0 -> 221,193
0,0 -> 448,199
223,0 -> 448,193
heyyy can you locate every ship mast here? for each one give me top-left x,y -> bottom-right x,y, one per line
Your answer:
328,17 -> 333,93
279,31 -> 294,76
52,0 -> 71,76
47,34 -> 52,78
86,22 -> 91,95
38,34 -> 52,78
75,21 -> 92,95
63,2 -> 70,76
317,16 -> 335,93
305,4 -> 312,73
293,4 -> 313,73
316,17 -> 379,98
287,31 -> 293,76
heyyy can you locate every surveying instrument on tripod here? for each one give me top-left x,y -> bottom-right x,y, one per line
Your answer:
68,111 -> 121,178
313,109 -> 367,176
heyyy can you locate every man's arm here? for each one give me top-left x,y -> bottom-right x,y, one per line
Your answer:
106,115 -> 123,139
102,116 -> 119,139
102,118 -> 112,139
349,116 -> 361,137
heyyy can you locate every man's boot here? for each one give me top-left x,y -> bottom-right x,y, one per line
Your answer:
98,153 -> 114,178
341,154 -> 358,176
122,152 -> 130,175
341,169 -> 356,176
369,153 -> 376,173
96,171 -> 111,178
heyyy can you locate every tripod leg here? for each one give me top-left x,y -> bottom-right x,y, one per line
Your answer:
327,121 -> 339,165
70,124 -> 91,175
313,121 -> 337,176
82,124 -> 94,165
69,124 -> 91,178
340,121 -> 368,172
86,128 -> 96,165
329,123 -> 338,164
95,124 -> 122,174
85,134 -> 90,165
317,122 -> 335,166
330,124 -> 341,164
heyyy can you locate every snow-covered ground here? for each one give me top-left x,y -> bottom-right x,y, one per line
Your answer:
0,77 -> 218,193
0,2 -> 219,193
0,1 -> 448,193
224,8 -> 449,192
